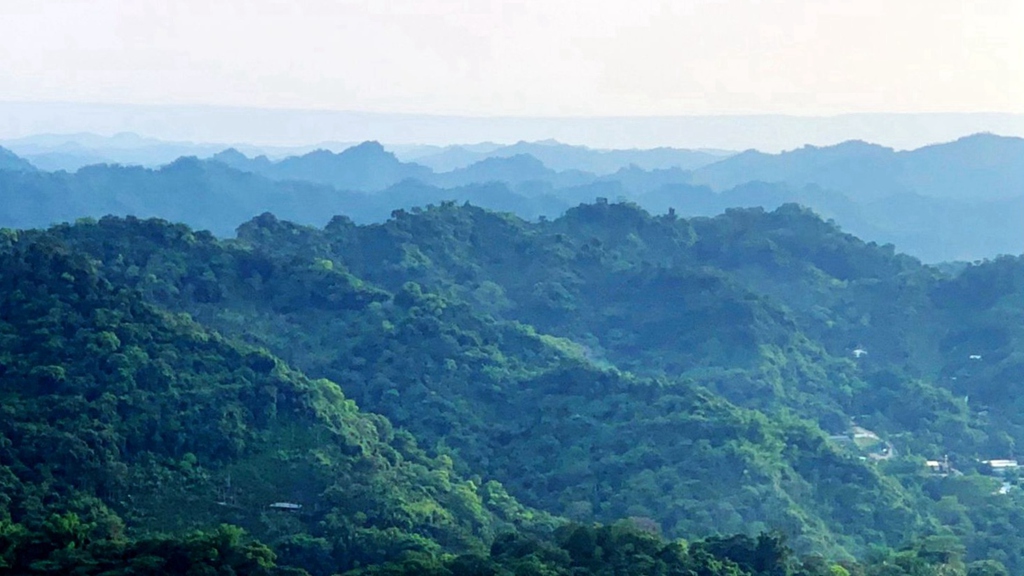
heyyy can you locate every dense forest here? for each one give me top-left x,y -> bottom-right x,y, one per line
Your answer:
2,198 -> 1023,574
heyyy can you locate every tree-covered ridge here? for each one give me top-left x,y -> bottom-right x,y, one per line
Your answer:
8,201 -> 1024,572
348,524 -> 1004,576
303,202 -> 1024,568
6,518 -> 987,576
303,201 -> 1013,432
0,521 -> 296,575
24,213 -> 935,556
0,231 -> 553,573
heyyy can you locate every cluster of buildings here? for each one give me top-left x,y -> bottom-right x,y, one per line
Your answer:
925,457 -> 1019,475
925,457 -> 1019,495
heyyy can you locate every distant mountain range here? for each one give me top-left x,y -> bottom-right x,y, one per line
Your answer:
1,133 -> 1021,262
398,139 -> 733,173
691,133 -> 1024,201
204,132 -> 1024,201
211,141 -> 433,191
0,131 -> 736,173
0,132 -> 239,171
4,101 -> 1024,150
208,140 -> 732,192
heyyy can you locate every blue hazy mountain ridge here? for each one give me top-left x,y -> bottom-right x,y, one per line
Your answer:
401,139 -> 735,173
211,140 -> 432,191
210,140 -> 725,191
5,102 -> 1022,150
2,132 -> 234,171
0,145 -> 36,172
1,133 -> 1022,262
0,157 -> 367,234
18,151 -> 113,172
210,147 -> 276,172
429,153 -> 597,190
201,134 -> 1024,261
690,133 -> 1024,202
0,131 -> 362,172
392,141 -> 505,171
208,133 -> 1024,204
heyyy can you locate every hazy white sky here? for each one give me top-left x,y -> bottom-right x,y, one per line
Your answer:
1,0 -> 1022,116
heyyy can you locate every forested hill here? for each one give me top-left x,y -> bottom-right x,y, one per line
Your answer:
6,201 -> 1024,575
0,230 -> 557,573
20,213 -> 924,559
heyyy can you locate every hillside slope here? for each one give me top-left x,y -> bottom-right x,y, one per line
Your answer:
31,213 -> 955,558
0,232 -> 548,572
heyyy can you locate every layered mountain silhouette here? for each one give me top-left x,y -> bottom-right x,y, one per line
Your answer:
1,134 -> 1021,262
690,133 -> 1024,202
211,141 -> 432,191
402,139 -> 733,173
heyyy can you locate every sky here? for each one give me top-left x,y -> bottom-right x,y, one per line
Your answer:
2,0 -> 1022,118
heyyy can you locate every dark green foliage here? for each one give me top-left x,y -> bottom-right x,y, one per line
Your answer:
28,211 -> 942,558
5,200 -> 1024,574
0,232 -> 554,573
0,517 -> 989,576
0,519 -> 295,575
346,523 -> 976,576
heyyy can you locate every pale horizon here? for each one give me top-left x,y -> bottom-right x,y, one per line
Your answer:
2,101 -> 1024,153
2,0 -> 1022,118
3,0 -> 1024,152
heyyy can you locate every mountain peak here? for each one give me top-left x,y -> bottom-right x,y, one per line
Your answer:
0,145 -> 36,172
795,140 -> 893,156
340,140 -> 390,157
472,153 -> 547,170
161,155 -> 205,172
211,148 -> 249,162
925,132 -> 1024,154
